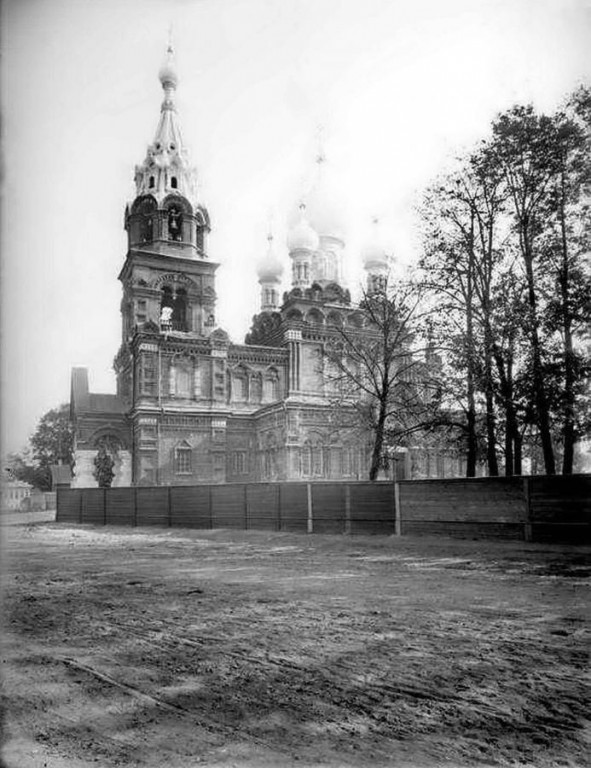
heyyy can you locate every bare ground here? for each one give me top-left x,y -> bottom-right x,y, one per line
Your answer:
1,512 -> 590,768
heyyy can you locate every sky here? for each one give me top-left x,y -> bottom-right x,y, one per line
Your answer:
1,0 -> 590,457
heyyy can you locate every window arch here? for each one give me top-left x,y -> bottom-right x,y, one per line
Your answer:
305,308 -> 324,326
168,206 -> 183,241
327,311 -> 343,327
250,372 -> 262,402
232,365 -> 249,402
174,441 -> 192,475
264,367 -> 280,401
160,285 -> 188,331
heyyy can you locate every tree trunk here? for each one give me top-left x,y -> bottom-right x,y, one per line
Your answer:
558,178 -> 576,475
493,346 -> 519,476
465,298 -> 477,477
522,238 -> 556,475
514,433 -> 523,475
484,329 -> 499,476
369,398 -> 388,481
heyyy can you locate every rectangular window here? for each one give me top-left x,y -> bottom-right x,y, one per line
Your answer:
139,425 -> 156,449
140,355 -> 157,395
232,451 -> 246,474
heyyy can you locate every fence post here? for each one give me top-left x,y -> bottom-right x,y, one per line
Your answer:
277,483 -> 282,532
79,490 -> 83,524
244,484 -> 249,530
523,477 -> 532,542
167,486 -> 172,527
103,488 -> 107,526
133,487 -> 138,527
394,482 -> 401,536
307,483 -> 313,534
344,484 -> 351,535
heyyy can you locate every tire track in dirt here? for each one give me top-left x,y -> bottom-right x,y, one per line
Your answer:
52,651 -> 302,760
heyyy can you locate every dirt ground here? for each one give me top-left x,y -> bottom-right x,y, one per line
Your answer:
2,512 -> 590,768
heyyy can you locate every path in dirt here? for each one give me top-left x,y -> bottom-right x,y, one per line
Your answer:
2,521 -> 590,767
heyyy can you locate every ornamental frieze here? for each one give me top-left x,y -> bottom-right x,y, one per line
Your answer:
152,272 -> 198,289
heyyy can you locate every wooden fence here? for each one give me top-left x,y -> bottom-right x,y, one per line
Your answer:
56,481 -> 395,536
56,476 -> 591,542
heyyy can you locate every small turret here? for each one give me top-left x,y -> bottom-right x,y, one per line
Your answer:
362,218 -> 390,294
257,233 -> 284,311
287,203 -> 318,289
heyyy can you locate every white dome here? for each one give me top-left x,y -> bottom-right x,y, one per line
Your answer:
361,219 -> 388,267
159,46 -> 178,89
287,205 -> 319,252
302,156 -> 347,240
257,235 -> 284,281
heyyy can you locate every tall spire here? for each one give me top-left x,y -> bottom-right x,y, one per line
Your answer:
133,44 -> 197,204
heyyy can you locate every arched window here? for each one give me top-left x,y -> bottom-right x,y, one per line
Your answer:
250,373 -> 262,402
301,443 -> 311,477
160,286 -> 174,330
172,288 -> 187,331
168,206 -> 182,241
141,215 -> 152,243
196,226 -> 204,252
264,368 -> 280,401
149,176 -> 155,189
174,441 -> 192,475
171,176 -> 178,189
232,366 -> 248,401
160,286 -> 188,332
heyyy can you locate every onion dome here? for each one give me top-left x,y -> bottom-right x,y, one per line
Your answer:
287,203 -> 319,252
302,152 -> 347,241
257,233 -> 284,282
361,218 -> 389,268
158,44 -> 179,91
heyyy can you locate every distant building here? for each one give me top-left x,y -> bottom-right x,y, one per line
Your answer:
2,478 -> 32,510
70,48 -> 464,487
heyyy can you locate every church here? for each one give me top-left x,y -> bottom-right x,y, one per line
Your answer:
69,49 -> 412,488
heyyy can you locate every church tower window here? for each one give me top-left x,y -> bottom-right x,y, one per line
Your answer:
173,287 -> 188,331
168,206 -> 182,241
149,176 -> 155,189
171,176 -> 178,189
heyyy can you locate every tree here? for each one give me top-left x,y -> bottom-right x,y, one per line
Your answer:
419,148 -> 511,476
93,445 -> 115,488
323,276 -> 435,481
7,404 -> 74,491
487,105 -> 564,473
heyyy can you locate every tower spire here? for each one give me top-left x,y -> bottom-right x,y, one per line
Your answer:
133,44 -> 197,204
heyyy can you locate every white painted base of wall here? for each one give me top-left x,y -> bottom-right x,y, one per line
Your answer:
71,449 -> 132,488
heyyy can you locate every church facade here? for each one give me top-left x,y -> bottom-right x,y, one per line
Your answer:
70,49 -> 399,489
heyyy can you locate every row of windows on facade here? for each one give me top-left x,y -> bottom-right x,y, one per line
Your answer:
139,358 -> 281,402
171,444 -> 362,477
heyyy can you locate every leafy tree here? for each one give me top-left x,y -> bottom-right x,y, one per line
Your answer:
419,86 -> 591,476
6,404 -> 74,490
419,147 -> 511,475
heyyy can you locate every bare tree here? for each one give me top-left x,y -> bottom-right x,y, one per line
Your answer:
323,276 -> 437,481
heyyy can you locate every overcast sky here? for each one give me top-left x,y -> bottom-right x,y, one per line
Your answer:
2,0 -> 590,456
